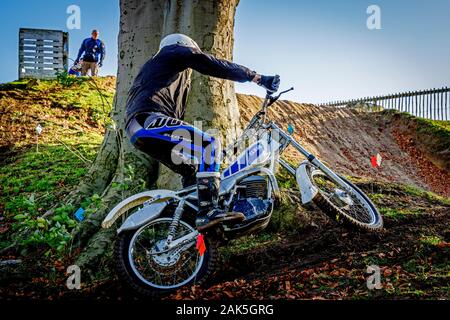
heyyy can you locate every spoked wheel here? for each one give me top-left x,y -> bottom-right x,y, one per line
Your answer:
115,215 -> 218,297
308,166 -> 383,232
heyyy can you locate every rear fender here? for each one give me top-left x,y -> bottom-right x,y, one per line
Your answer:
101,190 -> 177,229
117,200 -> 169,234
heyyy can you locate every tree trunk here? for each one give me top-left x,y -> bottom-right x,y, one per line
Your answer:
157,0 -> 241,189
71,0 -> 242,276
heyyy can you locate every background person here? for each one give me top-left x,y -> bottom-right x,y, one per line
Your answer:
75,29 -> 105,76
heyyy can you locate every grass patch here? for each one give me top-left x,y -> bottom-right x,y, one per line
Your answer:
0,132 -> 103,254
414,117 -> 450,146
401,185 -> 450,205
1,132 -> 102,215
368,193 -> 385,202
37,78 -> 114,126
419,235 -> 445,247
0,78 -> 113,255
379,207 -> 423,220
220,233 -> 279,259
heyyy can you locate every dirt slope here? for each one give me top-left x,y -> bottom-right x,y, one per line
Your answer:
237,95 -> 449,197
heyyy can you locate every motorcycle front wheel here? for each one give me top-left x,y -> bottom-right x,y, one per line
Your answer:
308,166 -> 383,232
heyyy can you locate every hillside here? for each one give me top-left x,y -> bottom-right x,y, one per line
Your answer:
0,77 -> 448,300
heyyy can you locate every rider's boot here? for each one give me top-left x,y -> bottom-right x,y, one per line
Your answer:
195,172 -> 245,231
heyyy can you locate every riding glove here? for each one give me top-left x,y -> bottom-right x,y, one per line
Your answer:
258,75 -> 280,93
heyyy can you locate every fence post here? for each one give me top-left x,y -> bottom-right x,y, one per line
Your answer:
405,93 -> 408,113
446,87 -> 449,121
434,89 -> 437,120
405,93 -> 409,113
414,93 -> 418,118
407,93 -> 410,114
442,88 -> 445,121
428,92 -> 432,119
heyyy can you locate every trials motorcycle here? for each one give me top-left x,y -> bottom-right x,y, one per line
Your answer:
102,87 -> 383,296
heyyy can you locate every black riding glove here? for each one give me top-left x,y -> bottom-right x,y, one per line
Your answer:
258,75 -> 280,93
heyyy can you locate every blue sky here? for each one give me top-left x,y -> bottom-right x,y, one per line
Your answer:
1,0 -> 449,103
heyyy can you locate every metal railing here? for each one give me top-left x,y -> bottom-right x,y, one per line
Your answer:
320,87 -> 450,121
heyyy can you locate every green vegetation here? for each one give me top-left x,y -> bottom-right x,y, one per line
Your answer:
419,235 -> 445,247
378,207 -> 423,220
0,77 -> 114,255
401,185 -> 450,205
220,233 -> 279,259
56,70 -> 85,87
0,134 -> 103,254
414,117 -> 450,143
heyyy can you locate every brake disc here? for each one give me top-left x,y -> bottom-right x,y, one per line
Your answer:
331,188 -> 354,207
149,240 -> 181,268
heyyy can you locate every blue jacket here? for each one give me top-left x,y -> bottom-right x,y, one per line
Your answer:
76,38 -> 105,63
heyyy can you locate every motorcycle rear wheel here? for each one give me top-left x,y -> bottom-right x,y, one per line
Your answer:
115,213 -> 218,297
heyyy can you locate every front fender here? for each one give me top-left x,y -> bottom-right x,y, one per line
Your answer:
101,189 -> 177,229
296,161 -> 319,205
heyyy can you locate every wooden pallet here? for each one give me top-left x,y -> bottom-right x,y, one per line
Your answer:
18,28 -> 69,80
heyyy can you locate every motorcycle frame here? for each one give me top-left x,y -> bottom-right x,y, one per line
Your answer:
102,89 -> 353,243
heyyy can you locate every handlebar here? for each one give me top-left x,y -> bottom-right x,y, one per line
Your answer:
245,86 -> 295,131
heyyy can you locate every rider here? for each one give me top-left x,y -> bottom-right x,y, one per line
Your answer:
125,33 -> 280,231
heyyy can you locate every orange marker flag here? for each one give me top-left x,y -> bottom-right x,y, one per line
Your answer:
371,153 -> 382,168
371,156 -> 378,168
196,234 -> 206,256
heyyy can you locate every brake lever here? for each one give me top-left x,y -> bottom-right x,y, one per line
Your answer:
268,87 -> 294,106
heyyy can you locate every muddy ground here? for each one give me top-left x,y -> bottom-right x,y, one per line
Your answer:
1,181 -> 448,300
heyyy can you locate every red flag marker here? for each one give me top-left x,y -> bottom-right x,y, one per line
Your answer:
196,234 -> 206,256
371,153 -> 382,168
371,156 -> 378,168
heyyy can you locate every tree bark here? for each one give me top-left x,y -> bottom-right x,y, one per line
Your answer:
71,0 -> 241,275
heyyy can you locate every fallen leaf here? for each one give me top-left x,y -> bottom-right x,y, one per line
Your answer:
285,281 -> 291,291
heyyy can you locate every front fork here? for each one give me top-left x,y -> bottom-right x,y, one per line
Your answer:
272,123 -> 351,203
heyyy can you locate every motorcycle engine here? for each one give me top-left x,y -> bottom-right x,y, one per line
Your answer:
231,175 -> 272,221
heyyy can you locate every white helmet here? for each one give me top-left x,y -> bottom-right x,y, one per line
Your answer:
159,33 -> 200,51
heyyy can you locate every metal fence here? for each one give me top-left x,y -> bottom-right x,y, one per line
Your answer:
320,87 -> 450,121
19,28 -> 69,80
